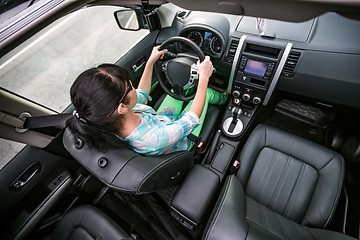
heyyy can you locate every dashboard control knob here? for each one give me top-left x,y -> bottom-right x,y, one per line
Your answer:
253,97 -> 261,104
242,93 -> 250,101
234,98 -> 241,105
232,90 -> 240,98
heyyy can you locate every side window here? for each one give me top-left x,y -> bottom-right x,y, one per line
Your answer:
0,6 -> 149,112
0,6 -> 149,167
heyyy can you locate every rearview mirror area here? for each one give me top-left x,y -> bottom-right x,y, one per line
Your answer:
114,9 -> 147,31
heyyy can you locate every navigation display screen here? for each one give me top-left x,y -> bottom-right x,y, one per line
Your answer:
244,59 -> 268,76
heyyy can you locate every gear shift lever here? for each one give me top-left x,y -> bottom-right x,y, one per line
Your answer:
231,107 -> 242,124
228,107 -> 243,133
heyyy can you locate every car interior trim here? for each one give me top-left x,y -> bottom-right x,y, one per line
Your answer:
13,177 -> 73,240
263,42 -> 292,105
228,35 -> 247,94
0,0 -> 64,41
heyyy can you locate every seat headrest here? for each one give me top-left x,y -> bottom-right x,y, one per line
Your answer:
63,128 -> 194,194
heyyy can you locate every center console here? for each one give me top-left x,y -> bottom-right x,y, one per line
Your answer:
222,35 -> 293,138
169,35 -> 293,233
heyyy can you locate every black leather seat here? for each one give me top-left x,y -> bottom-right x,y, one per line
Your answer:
63,96 -> 219,193
203,124 -> 355,240
51,205 -> 129,240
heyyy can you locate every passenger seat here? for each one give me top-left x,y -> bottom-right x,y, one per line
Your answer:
203,124 -> 355,240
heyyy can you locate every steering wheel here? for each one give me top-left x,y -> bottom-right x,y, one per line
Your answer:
155,36 -> 205,101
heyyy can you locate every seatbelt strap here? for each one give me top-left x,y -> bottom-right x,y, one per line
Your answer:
23,113 -> 72,129
187,133 -> 203,148
187,133 -> 204,160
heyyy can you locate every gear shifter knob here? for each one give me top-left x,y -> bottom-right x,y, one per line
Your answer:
232,107 -> 243,123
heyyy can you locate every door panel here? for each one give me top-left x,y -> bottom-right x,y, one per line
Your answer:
0,145 -> 78,239
116,30 -> 160,86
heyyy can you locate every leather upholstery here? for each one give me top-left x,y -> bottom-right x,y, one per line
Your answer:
203,124 -> 353,240
171,164 -> 220,225
237,124 -> 344,228
203,176 -> 354,240
51,205 -> 129,240
63,97 -> 219,194
63,128 -> 194,194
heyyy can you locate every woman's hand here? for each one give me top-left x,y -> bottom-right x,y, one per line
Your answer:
197,56 -> 213,84
148,46 -> 167,65
138,46 -> 167,94
190,56 -> 213,118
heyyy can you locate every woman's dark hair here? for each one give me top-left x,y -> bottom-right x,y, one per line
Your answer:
67,63 -> 130,151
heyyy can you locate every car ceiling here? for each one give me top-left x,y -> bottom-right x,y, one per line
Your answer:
164,0 -> 360,22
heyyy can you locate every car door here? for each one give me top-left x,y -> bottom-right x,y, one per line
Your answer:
0,3 -> 157,239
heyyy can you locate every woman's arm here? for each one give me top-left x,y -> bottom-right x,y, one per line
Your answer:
137,46 -> 166,94
190,56 -> 213,118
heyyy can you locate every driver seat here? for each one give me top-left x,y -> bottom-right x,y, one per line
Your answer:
62,97 -> 219,193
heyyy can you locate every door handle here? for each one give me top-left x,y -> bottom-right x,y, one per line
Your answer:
132,57 -> 146,72
11,162 -> 41,191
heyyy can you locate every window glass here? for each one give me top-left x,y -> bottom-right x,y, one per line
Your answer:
0,139 -> 25,170
0,5 -> 149,167
0,5 -> 149,112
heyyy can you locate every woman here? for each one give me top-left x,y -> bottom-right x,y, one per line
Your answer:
68,47 -> 227,155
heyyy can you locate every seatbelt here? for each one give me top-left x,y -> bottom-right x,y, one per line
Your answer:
0,111 -> 71,132
187,133 -> 204,160
187,133 -> 203,148
23,113 -> 72,129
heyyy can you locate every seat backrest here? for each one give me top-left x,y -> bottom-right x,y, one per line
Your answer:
236,124 -> 345,228
63,128 -> 194,194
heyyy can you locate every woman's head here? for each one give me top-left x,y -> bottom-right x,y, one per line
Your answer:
67,63 -> 132,151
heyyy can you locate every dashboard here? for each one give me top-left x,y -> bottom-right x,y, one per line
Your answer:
180,29 -> 223,57
169,11 -> 360,110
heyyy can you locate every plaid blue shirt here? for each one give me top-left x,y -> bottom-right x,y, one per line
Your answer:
117,89 -> 200,156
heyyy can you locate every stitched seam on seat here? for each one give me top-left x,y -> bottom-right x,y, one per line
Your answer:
318,154 -> 336,171
247,217 -> 285,240
288,214 -> 316,240
259,201 -> 269,230
305,227 -> 318,240
274,212 -> 289,239
323,155 -> 345,227
284,162 -> 306,218
205,176 -> 234,240
256,150 -> 277,201
269,155 -> 291,210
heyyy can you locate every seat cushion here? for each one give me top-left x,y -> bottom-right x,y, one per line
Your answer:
203,175 -> 355,240
237,124 -> 344,228
51,205 -> 129,240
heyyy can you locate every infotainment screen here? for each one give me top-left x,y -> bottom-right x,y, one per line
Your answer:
244,59 -> 268,77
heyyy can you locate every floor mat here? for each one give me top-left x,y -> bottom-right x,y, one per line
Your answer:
265,98 -> 337,146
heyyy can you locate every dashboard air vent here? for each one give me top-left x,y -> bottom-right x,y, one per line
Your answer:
177,11 -> 188,20
225,39 -> 239,63
281,51 -> 301,78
